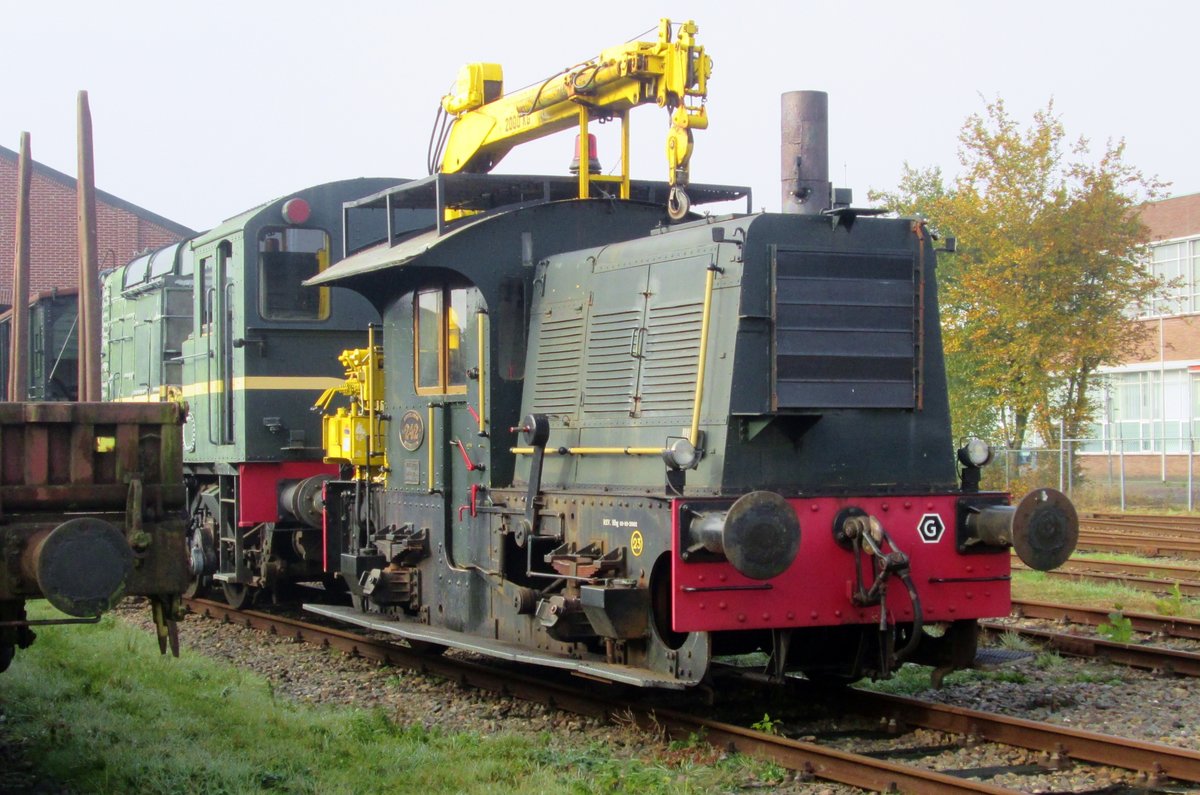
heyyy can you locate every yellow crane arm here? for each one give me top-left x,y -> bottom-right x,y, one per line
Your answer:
435,19 -> 710,219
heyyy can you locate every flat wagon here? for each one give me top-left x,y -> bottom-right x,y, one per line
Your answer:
0,401 -> 189,671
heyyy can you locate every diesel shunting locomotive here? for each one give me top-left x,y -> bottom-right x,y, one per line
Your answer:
298,19 -> 1079,686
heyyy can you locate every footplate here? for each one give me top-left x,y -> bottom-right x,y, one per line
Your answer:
304,603 -> 695,688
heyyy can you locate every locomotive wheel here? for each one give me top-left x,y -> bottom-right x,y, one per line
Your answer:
183,516 -> 216,599
650,555 -> 688,650
182,578 -> 209,600
221,582 -> 257,610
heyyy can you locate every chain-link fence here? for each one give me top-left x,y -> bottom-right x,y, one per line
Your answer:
983,436 -> 1200,512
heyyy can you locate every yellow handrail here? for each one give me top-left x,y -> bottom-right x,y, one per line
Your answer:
689,264 -> 717,446
427,404 -> 436,493
511,446 -> 664,456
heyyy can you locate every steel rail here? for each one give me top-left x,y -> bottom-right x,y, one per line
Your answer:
839,687 -> 1200,784
634,708 -> 1019,794
1045,556 -> 1200,580
980,621 -> 1200,677
1011,598 -> 1200,640
1084,513 -> 1200,530
1023,565 -> 1200,596
1079,521 -> 1200,539
1075,533 -> 1200,560
184,598 -> 1200,790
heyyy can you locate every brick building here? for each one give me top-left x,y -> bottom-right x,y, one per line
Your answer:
0,143 -> 194,310
1084,193 -> 1200,476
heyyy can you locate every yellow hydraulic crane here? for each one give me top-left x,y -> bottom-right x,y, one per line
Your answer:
431,18 -> 710,220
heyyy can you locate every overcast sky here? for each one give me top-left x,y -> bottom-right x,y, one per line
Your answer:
3,1 -> 1194,232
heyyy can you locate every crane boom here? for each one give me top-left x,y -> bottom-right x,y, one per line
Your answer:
433,19 -> 710,219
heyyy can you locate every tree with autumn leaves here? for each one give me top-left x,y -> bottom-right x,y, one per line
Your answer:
872,98 -> 1166,452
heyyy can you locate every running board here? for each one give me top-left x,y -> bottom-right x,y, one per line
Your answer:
304,603 -> 691,689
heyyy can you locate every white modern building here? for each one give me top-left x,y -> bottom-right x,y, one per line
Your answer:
1085,193 -> 1200,475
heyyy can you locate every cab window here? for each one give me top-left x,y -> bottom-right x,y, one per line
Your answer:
258,227 -> 330,321
414,285 -> 468,395
199,256 -> 214,329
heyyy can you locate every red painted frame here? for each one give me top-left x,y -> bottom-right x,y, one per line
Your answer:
237,461 -> 337,527
671,494 -> 1011,633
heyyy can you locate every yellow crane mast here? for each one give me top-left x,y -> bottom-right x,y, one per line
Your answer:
432,18 -> 710,220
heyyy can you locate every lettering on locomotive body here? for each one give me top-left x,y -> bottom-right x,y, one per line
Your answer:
917,513 -> 946,543
603,517 -> 639,529
399,410 -> 424,451
630,530 -> 644,557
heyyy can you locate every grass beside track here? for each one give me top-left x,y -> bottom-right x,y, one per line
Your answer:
1012,567 -> 1200,618
0,605 -> 783,795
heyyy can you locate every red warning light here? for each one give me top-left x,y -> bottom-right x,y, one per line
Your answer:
281,198 -> 311,225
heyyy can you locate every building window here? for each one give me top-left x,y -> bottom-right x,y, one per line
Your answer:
1142,237 -> 1200,317
1088,369 -> 1191,452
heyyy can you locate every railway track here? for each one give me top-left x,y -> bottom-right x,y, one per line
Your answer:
1084,513 -> 1200,532
1050,556 -> 1200,581
1012,598 -> 1200,641
183,597 -> 1200,792
980,620 -> 1200,676
1015,556 -> 1200,595
1075,531 -> 1200,559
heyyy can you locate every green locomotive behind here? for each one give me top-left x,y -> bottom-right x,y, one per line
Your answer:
101,178 -> 432,606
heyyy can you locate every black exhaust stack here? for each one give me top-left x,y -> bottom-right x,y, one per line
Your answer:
781,91 -> 831,215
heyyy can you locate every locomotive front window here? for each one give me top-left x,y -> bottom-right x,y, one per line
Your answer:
257,227 -> 330,321
414,285 -> 468,395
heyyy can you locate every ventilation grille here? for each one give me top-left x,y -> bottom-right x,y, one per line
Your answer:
775,249 -> 917,409
641,301 -> 702,415
583,309 -> 640,413
530,309 -> 584,415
